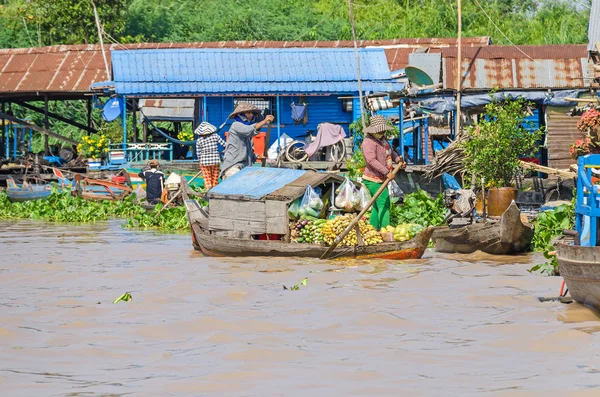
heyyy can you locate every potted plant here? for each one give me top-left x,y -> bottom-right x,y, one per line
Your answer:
570,137 -> 595,159
461,97 -> 543,216
78,134 -> 108,170
577,108 -> 600,139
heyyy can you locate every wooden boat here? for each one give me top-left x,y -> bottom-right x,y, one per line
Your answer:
556,243 -> 600,311
431,202 -> 533,255
185,199 -> 433,259
6,178 -> 51,202
74,174 -> 132,201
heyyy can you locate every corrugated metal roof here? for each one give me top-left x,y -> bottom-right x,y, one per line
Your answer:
589,0 -> 600,53
138,99 -> 195,121
0,38 -> 491,95
442,45 -> 589,89
111,48 -> 404,95
209,167 -> 345,200
209,167 -> 307,199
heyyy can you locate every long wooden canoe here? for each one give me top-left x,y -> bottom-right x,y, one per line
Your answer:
184,199 -> 433,260
556,243 -> 600,311
431,201 -> 534,255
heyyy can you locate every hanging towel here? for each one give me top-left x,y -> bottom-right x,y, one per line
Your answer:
305,123 -> 346,157
291,102 -> 307,123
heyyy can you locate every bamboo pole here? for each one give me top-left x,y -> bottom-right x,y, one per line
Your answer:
455,0 -> 462,136
347,0 -> 366,129
321,161 -> 405,259
91,0 -> 110,79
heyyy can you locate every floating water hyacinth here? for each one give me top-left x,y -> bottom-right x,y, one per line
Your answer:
113,292 -> 132,303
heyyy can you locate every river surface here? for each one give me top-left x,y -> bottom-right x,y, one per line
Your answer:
1,220 -> 600,396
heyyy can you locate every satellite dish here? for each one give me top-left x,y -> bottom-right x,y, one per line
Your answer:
405,66 -> 434,87
102,97 -> 123,122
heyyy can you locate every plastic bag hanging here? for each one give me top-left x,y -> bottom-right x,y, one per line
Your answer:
335,178 -> 359,213
357,184 -> 372,211
388,179 -> 404,199
299,185 -> 323,218
288,198 -> 301,220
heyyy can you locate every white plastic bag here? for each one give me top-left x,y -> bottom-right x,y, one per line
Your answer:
134,185 -> 146,200
335,178 -> 359,212
358,184 -> 372,211
388,179 -> 403,199
299,185 -> 323,218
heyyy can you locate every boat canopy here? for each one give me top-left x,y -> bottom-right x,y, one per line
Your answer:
208,167 -> 344,202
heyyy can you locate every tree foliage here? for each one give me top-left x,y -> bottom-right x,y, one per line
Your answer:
461,98 -> 544,188
0,0 -> 592,47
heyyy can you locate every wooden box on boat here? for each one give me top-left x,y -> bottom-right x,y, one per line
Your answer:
207,168 -> 345,239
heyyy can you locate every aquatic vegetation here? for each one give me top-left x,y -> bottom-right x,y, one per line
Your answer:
283,278 -> 308,291
529,202 -> 575,276
113,292 -> 133,303
0,189 -> 190,232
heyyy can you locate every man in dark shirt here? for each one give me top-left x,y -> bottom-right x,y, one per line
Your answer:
138,159 -> 165,204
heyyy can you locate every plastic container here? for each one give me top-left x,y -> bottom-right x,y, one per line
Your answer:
111,176 -> 126,184
257,234 -> 282,241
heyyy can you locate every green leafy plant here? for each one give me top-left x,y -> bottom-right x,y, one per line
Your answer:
462,98 -> 543,188
0,189 -> 190,232
113,292 -> 132,303
529,202 -> 575,276
390,190 -> 447,228
283,278 -> 308,291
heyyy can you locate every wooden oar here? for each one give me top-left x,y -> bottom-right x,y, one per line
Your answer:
156,170 -> 202,215
320,161 -> 405,259
261,122 -> 272,167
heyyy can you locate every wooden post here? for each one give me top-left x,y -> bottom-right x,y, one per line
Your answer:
132,99 -> 138,143
142,119 -> 148,143
86,98 -> 92,136
193,97 -> 201,130
1,102 -> 5,158
43,95 -> 49,155
455,0 -> 462,136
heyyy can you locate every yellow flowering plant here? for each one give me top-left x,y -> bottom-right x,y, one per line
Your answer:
177,130 -> 194,142
77,134 -> 109,159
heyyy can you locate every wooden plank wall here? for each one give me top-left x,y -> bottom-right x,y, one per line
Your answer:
546,108 -> 585,170
209,198 -> 266,234
265,201 -> 289,235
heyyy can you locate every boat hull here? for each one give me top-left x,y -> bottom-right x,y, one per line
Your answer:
557,243 -> 600,311
431,202 -> 533,255
189,222 -> 432,260
7,189 -> 51,202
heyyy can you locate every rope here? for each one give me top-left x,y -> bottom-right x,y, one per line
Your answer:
139,110 -> 228,147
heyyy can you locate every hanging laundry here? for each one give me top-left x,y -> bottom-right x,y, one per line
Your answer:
291,102 -> 308,125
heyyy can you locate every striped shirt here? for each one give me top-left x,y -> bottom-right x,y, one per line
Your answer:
196,133 -> 226,166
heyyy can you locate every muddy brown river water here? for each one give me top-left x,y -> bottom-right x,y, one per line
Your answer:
2,220 -> 600,396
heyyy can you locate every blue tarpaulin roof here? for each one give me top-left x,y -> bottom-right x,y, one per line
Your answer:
209,167 -> 307,199
110,48 -> 404,96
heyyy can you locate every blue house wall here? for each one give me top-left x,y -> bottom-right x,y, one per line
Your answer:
204,95 -> 354,147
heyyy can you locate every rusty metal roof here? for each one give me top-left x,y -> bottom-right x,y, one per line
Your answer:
0,38 -> 491,96
442,45 -> 589,90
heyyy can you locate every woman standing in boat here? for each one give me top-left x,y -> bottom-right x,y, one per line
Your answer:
221,102 -> 274,180
195,122 -> 225,191
362,115 -> 405,230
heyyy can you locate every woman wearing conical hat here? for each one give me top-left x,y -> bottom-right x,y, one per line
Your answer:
221,102 -> 274,180
362,115 -> 406,230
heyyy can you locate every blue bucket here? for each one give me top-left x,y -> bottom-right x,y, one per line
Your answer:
88,159 -> 102,170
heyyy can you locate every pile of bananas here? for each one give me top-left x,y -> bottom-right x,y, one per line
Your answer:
321,214 -> 383,247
